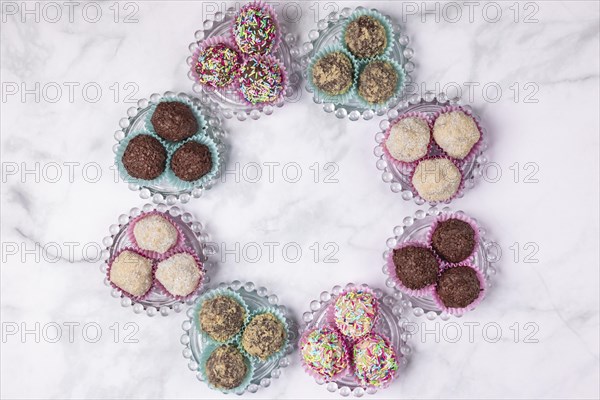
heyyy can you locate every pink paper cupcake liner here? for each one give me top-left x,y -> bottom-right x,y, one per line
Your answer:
328,285 -> 380,341
385,241 -> 439,297
382,112 -> 433,174
191,35 -> 242,92
153,246 -> 205,302
230,0 -> 281,56
409,155 -> 466,205
432,263 -> 487,316
351,331 -> 400,390
430,105 -> 485,166
299,325 -> 352,382
236,54 -> 288,107
126,210 -> 185,259
425,212 -> 481,265
106,247 -> 156,302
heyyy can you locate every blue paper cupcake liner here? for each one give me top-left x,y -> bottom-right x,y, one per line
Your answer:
114,130 -> 169,187
341,8 -> 395,61
193,288 -> 250,346
355,57 -> 406,111
197,342 -> 255,395
238,306 -> 290,364
144,93 -> 207,144
164,134 -> 223,191
306,45 -> 358,105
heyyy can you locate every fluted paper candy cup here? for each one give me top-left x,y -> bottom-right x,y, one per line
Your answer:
197,343 -> 255,395
299,326 -> 351,382
193,287 -> 250,345
239,306 -> 290,364
432,263 -> 487,316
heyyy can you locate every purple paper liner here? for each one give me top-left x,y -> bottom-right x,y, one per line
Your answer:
431,263 -> 487,316
425,212 -> 481,265
230,0 -> 281,56
153,246 -> 205,302
299,325 -> 352,382
385,241 -> 439,298
328,285 -> 380,341
409,155 -> 466,204
382,111 -> 434,174
126,210 -> 185,259
191,35 -> 242,91
106,247 -> 156,302
430,105 -> 484,166
352,331 -> 399,389
236,54 -> 288,107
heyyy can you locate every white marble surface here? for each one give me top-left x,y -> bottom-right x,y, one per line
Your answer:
1,1 -> 599,398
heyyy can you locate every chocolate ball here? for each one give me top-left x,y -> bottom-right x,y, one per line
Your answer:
122,134 -> 167,180
344,15 -> 387,59
358,60 -> 398,104
150,102 -> 199,142
199,295 -> 246,342
170,141 -> 213,182
436,266 -> 482,308
241,313 -> 286,360
205,345 -> 248,390
431,219 -> 476,263
392,246 -> 439,290
311,51 -> 354,96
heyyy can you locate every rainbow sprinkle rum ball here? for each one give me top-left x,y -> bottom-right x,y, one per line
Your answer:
109,250 -> 153,298
311,51 -> 354,97
233,3 -> 278,55
121,134 -> 167,180
358,60 -> 398,105
238,55 -> 285,105
433,110 -> 481,160
392,245 -> 439,291
170,141 -> 213,182
194,42 -> 242,88
150,102 -> 199,142
435,265 -> 483,309
353,333 -> 399,388
333,288 -> 378,339
241,312 -> 286,361
199,295 -> 246,342
344,15 -> 387,59
412,158 -> 462,202
205,345 -> 249,391
300,327 -> 349,380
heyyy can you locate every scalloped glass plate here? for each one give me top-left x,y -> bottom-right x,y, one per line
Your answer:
383,207 -> 500,320
374,92 -> 489,205
187,9 -> 301,121
300,7 -> 416,121
113,91 -> 226,204
181,280 -> 298,394
100,203 -> 214,317
300,283 -> 411,397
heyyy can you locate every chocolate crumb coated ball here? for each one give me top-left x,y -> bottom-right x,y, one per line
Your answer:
150,102 -> 198,142
205,345 -> 248,390
358,61 -> 398,104
386,117 -> 431,162
344,15 -> 387,59
432,219 -> 476,263
311,51 -> 354,96
156,253 -> 202,297
133,214 -> 179,254
241,313 -> 286,360
436,266 -> 482,308
122,134 -> 167,180
412,158 -> 461,202
200,295 -> 246,342
433,111 -> 480,159
392,246 -> 439,290
170,141 -> 213,182
109,250 -> 153,297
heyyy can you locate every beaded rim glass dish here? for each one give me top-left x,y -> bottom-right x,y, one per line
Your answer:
374,92 -> 489,205
300,6 -> 415,121
113,91 -> 226,204
382,207 -> 500,320
300,283 -> 411,397
186,8 -> 302,121
181,280 -> 298,394
100,203 -> 215,317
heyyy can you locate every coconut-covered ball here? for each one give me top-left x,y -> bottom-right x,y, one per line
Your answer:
300,327 -> 349,379
241,313 -> 286,360
205,345 -> 249,390
150,101 -> 199,142
358,60 -> 398,104
109,250 -> 153,297
386,116 -> 431,163
433,111 -> 481,159
412,158 -> 461,202
344,15 -> 387,59
132,213 -> 179,254
121,134 -> 167,180
333,289 -> 378,339
238,55 -> 285,105
353,333 -> 399,388
311,51 -> 354,96
233,4 -> 278,55
436,265 -> 482,309
155,252 -> 202,297
199,295 -> 246,342
195,43 -> 242,88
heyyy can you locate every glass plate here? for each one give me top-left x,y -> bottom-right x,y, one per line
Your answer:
382,206 -> 500,320
300,6 -> 416,121
180,280 -> 298,394
187,9 -> 302,121
100,203 -> 215,317
113,91 -> 226,204
374,92 -> 489,205
300,283 -> 411,397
